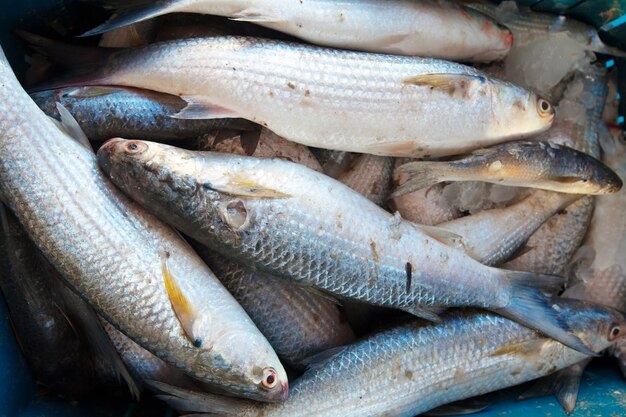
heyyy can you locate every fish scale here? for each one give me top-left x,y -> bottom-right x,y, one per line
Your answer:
34,35 -> 553,158
99,140 -> 598,355
0,47 -> 287,401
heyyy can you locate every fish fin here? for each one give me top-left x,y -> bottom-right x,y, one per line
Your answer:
148,381 -> 257,415
239,128 -> 261,156
425,400 -> 491,416
518,360 -> 589,415
403,73 -> 485,95
391,162 -> 443,198
411,224 -> 464,249
209,174 -> 292,199
16,31 -> 115,91
57,286 -> 140,400
81,1 -> 176,37
398,305 -> 444,322
54,103 -> 92,150
162,256 -> 202,348
495,271 -> 597,356
489,338 -> 551,357
229,10 -> 286,23
172,96 -> 240,120
300,346 -> 348,371
561,282 -> 588,300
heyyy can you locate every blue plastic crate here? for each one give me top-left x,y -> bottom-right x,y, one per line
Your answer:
0,1 -> 624,416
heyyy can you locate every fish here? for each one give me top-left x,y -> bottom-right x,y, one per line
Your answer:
310,150 -> 357,179
25,33 -> 555,158
196,248 -> 355,368
439,190 -> 581,266
30,86 -> 254,142
518,267 -> 626,414
337,154 -> 393,205
463,1 -> 626,57
503,67 -> 607,275
0,206 -> 97,397
83,0 -> 513,62
198,127 -> 323,172
392,141 -> 622,198
100,319 -> 197,390
97,138 -> 592,354
151,299 -> 626,417
0,45 -> 287,402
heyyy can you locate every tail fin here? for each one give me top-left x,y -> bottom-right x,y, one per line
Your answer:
518,359 -> 590,415
495,271 -> 597,356
81,1 -> 178,37
391,161 -> 444,198
15,31 -> 115,91
147,381 -> 259,416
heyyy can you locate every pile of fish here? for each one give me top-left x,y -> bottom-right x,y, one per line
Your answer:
0,0 -> 625,416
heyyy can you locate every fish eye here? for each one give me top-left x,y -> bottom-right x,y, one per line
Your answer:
537,98 -> 553,117
192,337 -> 202,348
124,141 -> 147,154
261,368 -> 278,390
609,325 -> 621,341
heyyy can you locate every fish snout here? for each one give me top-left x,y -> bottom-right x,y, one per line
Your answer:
96,138 -> 125,176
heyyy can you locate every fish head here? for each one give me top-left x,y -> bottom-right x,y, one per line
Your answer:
556,299 -> 626,353
97,137 -> 200,206
488,81 -> 555,138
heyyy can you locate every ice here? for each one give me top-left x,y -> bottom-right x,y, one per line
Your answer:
504,32 -> 590,95
494,1 -> 519,21
557,99 -> 586,123
567,245 -> 596,286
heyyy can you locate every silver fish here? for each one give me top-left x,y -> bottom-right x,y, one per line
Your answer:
464,1 -> 626,57
85,0 -> 513,62
97,139 -> 591,353
0,46 -> 287,401
197,249 -> 355,368
29,34 -> 554,158
152,299 -> 626,417
439,190 -> 581,266
393,141 -> 622,197
503,67 -> 607,275
31,86 -> 253,142
337,154 -> 393,205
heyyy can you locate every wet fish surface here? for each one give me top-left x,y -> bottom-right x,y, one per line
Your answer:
0,46 -> 287,402
29,34 -> 555,158
197,248 -> 355,368
153,300 -> 626,417
393,141 -> 622,197
85,0 -> 513,62
98,139 -> 591,353
31,86 -> 253,142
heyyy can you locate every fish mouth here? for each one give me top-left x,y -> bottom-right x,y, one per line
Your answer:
96,137 -> 123,176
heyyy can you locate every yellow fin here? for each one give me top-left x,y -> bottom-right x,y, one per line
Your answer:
210,173 -> 291,199
162,257 -> 202,348
489,338 -> 550,357
403,73 -> 485,95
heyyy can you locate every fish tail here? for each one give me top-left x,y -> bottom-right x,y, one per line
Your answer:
390,161 -> 445,198
16,31 -> 115,91
148,380 -> 259,416
81,0 -> 179,37
495,270 -> 597,356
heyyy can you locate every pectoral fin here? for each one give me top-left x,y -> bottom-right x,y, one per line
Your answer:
229,9 -> 286,23
403,73 -> 486,96
172,96 -> 240,120
208,174 -> 292,199
162,257 -> 202,348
